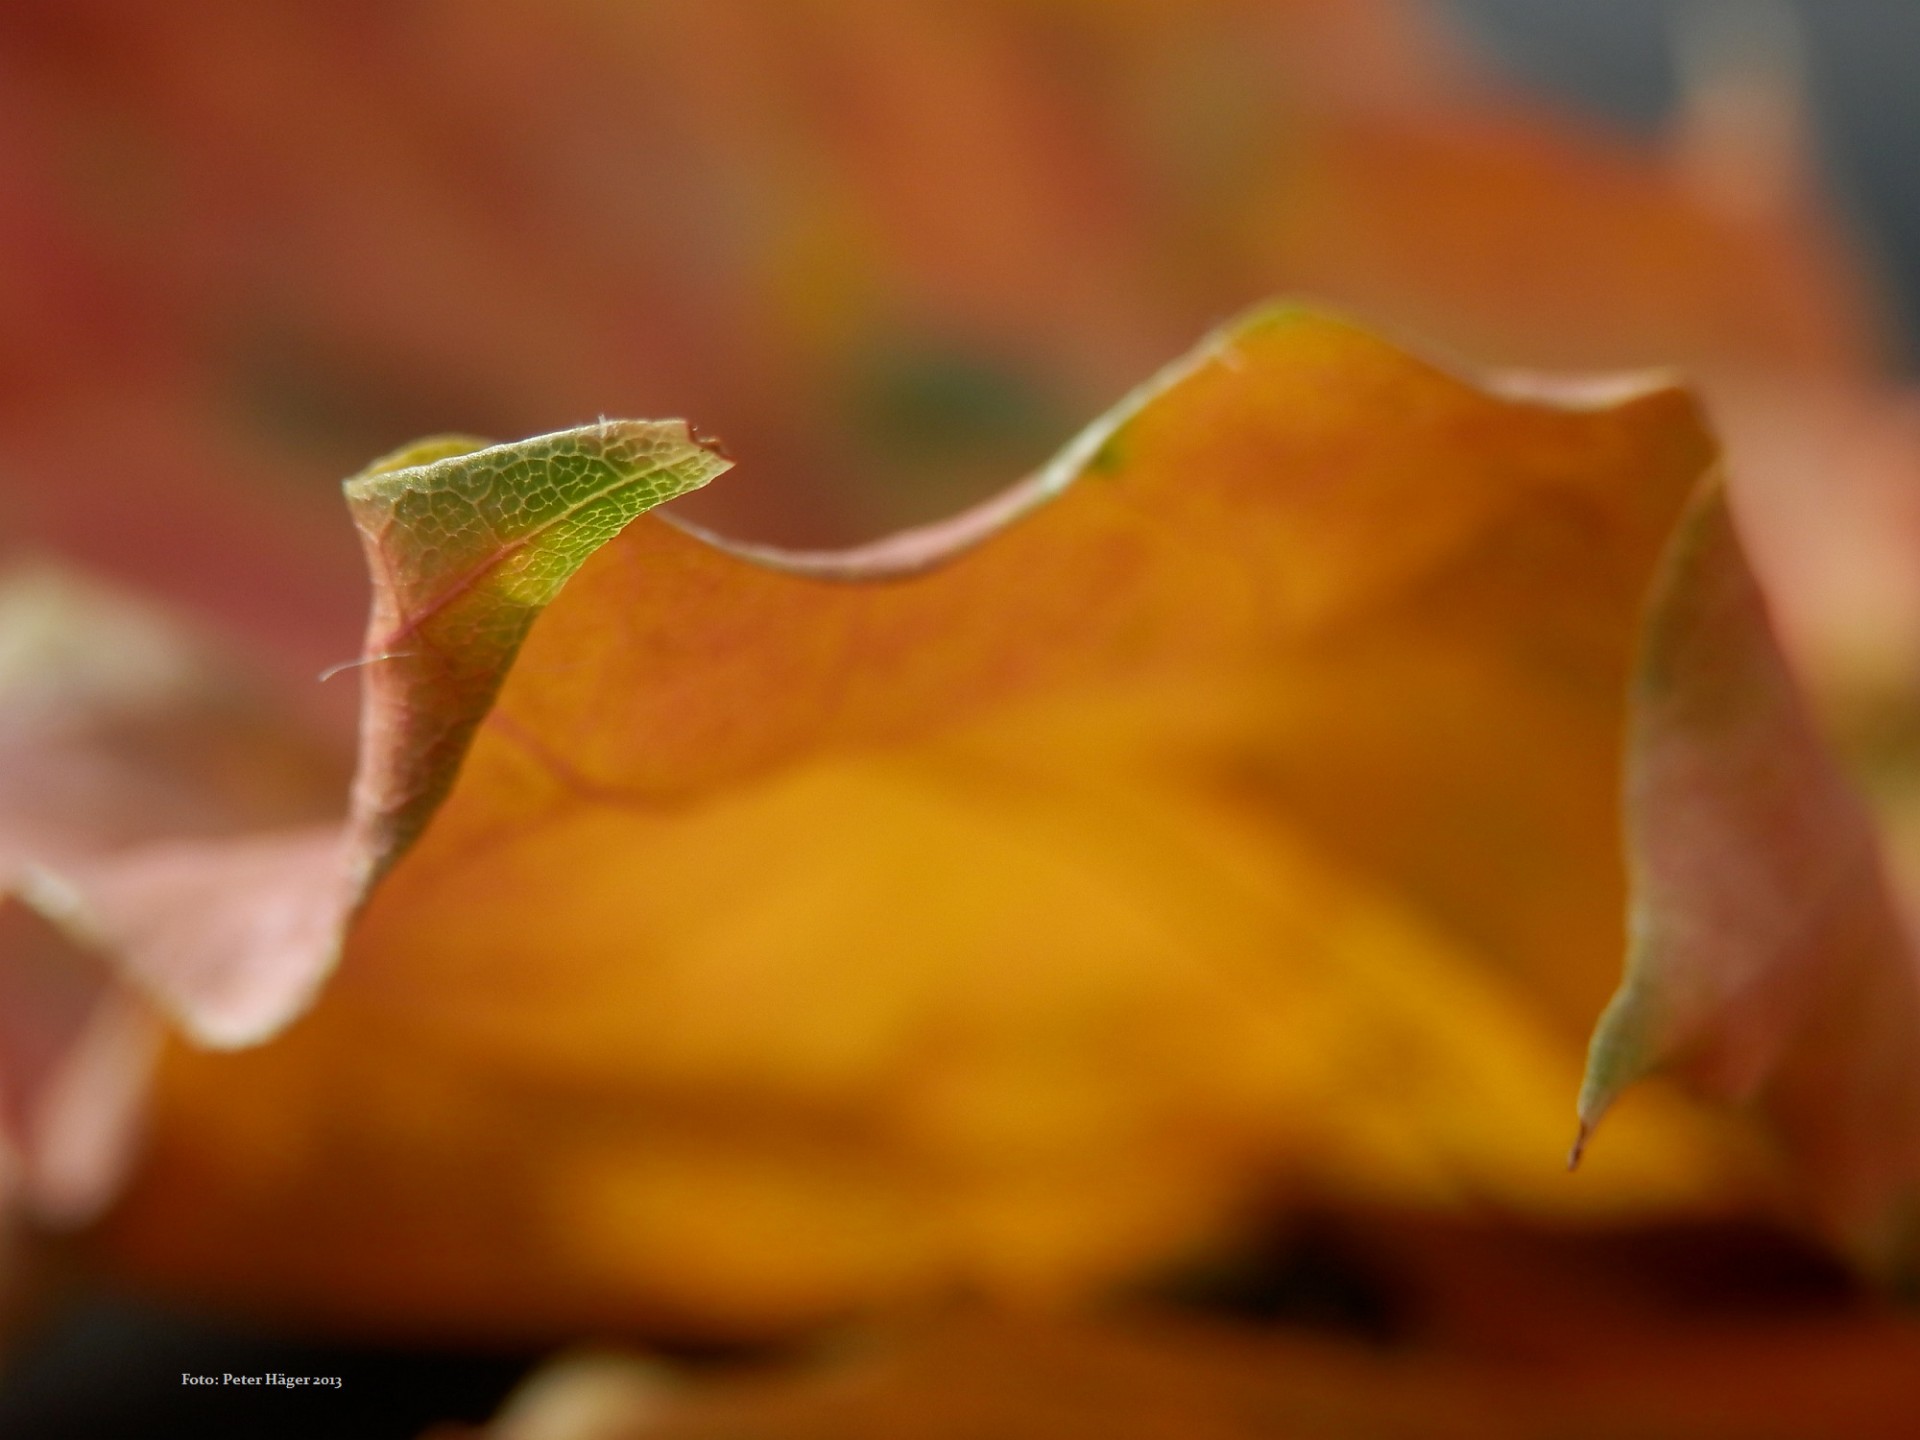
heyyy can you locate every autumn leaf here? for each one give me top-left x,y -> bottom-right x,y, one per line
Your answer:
83,307 -> 1753,1339
1,0 -> 1907,1364
0,4 -> 1912,1434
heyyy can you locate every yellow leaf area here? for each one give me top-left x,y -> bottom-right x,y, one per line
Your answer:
102,310 -> 1753,1338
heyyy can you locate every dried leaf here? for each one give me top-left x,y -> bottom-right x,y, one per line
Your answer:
101,308 -> 1744,1336
0,0 -> 1900,1370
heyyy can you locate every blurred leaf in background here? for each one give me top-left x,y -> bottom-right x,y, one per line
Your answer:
0,0 -> 1887,626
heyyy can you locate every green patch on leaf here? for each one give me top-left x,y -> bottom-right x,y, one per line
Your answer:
344,419 -> 731,875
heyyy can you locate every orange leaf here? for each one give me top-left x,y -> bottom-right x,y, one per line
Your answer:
99,308 -> 1746,1337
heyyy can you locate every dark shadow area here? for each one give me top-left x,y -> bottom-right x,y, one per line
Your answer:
1145,1215 -> 1410,1346
0,1289 -> 534,1440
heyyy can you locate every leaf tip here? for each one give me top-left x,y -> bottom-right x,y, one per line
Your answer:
1567,1117 -> 1595,1172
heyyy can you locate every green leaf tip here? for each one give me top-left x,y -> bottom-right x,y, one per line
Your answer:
343,418 -> 732,880
345,419 -> 731,618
